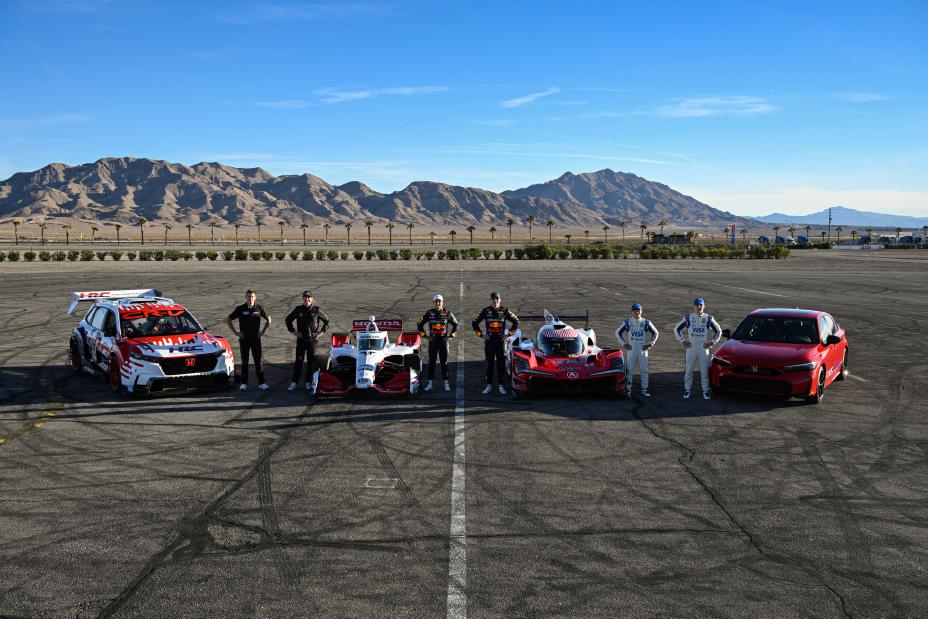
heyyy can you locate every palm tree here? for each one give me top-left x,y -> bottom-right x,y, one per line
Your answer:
386,222 -> 395,246
323,223 -> 331,246
406,222 -> 415,245
38,222 -> 48,245
429,231 -> 436,245
449,230 -> 457,245
865,227 -> 873,244
12,220 -> 21,245
185,223 -> 193,246
788,225 -> 797,241
208,222 -> 217,246
466,225 -> 476,244
835,226 -> 843,245
584,230 -> 590,243
820,231 -> 827,243
90,225 -> 99,245
365,220 -> 374,246
344,222 -> 353,246
234,223 -> 241,246
278,220 -> 285,245
740,228 -> 748,246
851,230 -> 858,244
489,226 -> 497,242
895,227 -> 902,244
565,234 -> 572,245
527,215 -> 536,240
256,219 -> 264,244
114,223 -> 122,246
62,224 -> 72,245
804,224 -> 812,241
686,230 -> 697,245
300,222 -> 309,246
658,219 -> 667,236
506,218 -> 515,243
603,224 -> 610,243
163,223 -> 172,246
922,225 -> 928,246
545,219 -> 554,243
618,221 -> 626,244
773,224 -> 781,243
639,223 -> 646,243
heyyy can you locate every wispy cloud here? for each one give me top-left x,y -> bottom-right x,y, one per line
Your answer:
500,87 -> 561,108
830,91 -> 893,103
657,96 -> 774,118
314,86 -> 451,104
0,112 -> 94,129
256,99 -> 311,109
217,3 -> 386,24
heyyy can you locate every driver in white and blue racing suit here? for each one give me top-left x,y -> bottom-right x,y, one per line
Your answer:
616,303 -> 659,397
675,297 -> 721,400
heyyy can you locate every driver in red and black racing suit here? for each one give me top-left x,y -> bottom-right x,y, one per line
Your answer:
417,293 -> 459,393
472,291 -> 519,395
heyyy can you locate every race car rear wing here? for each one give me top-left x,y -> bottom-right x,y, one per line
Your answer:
517,309 -> 590,327
67,289 -> 162,315
351,317 -> 403,331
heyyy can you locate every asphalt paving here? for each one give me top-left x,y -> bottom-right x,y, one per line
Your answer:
1,252 -> 926,617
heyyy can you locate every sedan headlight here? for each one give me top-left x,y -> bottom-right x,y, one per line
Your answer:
783,361 -> 818,372
130,351 -> 160,362
711,355 -> 732,367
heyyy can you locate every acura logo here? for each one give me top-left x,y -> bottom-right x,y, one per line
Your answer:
750,366 -> 759,373
566,371 -> 579,379
184,357 -> 196,368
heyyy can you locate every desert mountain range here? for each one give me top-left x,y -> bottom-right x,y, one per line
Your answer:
0,157 -> 754,228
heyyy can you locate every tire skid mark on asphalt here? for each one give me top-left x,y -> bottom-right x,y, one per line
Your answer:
257,439 -> 302,587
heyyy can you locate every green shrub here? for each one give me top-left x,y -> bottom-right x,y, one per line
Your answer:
0,252 -> 7,262
23,251 -> 36,262
414,250 -> 424,260
376,249 -> 389,260
366,250 -> 376,260
465,247 -> 482,260
222,251 -> 234,260
183,251 -> 193,261
196,251 -> 208,260
557,248 -> 570,259
80,250 -> 95,261
68,250 -> 80,261
97,251 -> 108,261
207,251 -> 218,261
126,251 -> 137,261
493,249 -> 503,260
250,251 -> 262,261
399,248 -> 413,260
388,250 -> 398,260
261,251 -> 273,260
153,250 -> 165,261
446,248 -> 460,260
425,250 -> 435,260
275,251 -> 286,260
289,251 -> 300,261
53,251 -> 66,261
437,251 -> 446,260
110,251 -> 123,261
235,249 -> 249,261
39,251 -> 51,261
327,250 -> 339,261
504,249 -> 513,259
164,250 -> 181,261
340,251 -> 350,260
302,251 -> 314,260
316,250 -> 326,261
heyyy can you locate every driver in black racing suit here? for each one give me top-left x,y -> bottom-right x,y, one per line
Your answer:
417,293 -> 459,392
472,291 -> 519,395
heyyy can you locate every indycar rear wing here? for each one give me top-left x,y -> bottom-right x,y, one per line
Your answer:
517,309 -> 589,327
67,289 -> 162,315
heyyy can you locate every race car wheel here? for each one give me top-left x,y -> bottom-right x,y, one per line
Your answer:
805,368 -> 826,404
70,338 -> 84,374
404,354 -> 423,373
109,356 -> 125,395
836,351 -> 848,381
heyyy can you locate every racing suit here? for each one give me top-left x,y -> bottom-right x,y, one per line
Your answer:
417,308 -> 459,380
228,303 -> 268,384
675,312 -> 721,393
472,306 -> 519,385
616,318 -> 659,391
285,303 -> 330,383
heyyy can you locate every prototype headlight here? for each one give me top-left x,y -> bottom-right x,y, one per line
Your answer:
783,361 -> 818,372
513,357 -> 530,374
610,356 -> 624,371
711,355 -> 732,367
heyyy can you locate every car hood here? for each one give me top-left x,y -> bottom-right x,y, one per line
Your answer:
718,340 -> 817,366
126,333 -> 229,357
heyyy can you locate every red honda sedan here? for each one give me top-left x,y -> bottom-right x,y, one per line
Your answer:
709,308 -> 848,404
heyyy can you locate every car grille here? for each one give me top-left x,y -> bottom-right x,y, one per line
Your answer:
722,377 -> 791,396
160,354 -> 218,376
733,365 -> 782,376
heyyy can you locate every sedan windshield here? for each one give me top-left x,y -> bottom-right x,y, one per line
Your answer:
732,316 -> 818,344
358,337 -> 386,351
122,311 -> 202,337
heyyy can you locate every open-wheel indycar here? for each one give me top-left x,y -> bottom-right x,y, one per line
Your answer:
67,289 -> 235,395
709,308 -> 849,404
312,316 -> 422,397
507,310 -> 626,398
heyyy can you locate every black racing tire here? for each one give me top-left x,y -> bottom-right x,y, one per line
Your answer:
805,368 -> 826,404
404,354 -> 423,373
70,338 -> 84,374
711,382 -> 727,395
109,356 -> 125,395
836,351 -> 848,381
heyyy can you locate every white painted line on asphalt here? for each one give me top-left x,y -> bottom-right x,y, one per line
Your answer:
848,374 -> 869,383
447,274 -> 467,619
712,283 -> 788,298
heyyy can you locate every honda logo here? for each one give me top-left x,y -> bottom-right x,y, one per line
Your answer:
184,357 -> 196,368
566,371 -> 579,379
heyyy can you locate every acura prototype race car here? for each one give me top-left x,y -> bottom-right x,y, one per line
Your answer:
507,310 -> 626,398
709,308 -> 848,404
312,317 -> 422,397
67,289 -> 235,395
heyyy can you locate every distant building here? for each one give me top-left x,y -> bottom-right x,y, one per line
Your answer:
650,233 -> 689,245
757,235 -> 771,245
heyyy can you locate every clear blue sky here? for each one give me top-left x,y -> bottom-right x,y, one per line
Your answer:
2,0 -> 926,215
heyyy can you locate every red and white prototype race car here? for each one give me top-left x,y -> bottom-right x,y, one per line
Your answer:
507,310 -> 626,398
312,317 -> 422,397
67,289 -> 234,395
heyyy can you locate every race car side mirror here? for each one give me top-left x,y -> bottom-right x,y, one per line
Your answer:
722,328 -> 731,339
826,334 -> 841,346
331,333 -> 350,348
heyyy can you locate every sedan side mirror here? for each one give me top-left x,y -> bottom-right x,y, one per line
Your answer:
826,334 -> 842,346
721,328 -> 731,339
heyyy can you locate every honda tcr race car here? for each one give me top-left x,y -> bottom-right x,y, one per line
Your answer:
709,308 -> 849,404
507,310 -> 626,398
312,317 -> 422,397
67,289 -> 234,395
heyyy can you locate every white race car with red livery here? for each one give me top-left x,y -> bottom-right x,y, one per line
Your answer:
67,289 -> 234,395
312,316 -> 422,397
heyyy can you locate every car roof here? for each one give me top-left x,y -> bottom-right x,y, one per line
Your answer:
749,308 -> 826,319
90,297 -> 179,310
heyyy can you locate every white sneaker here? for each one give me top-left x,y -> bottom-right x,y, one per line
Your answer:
287,382 -> 297,391
444,380 -> 451,392
424,381 -> 433,392
683,391 -> 691,399
239,383 -> 248,391
703,391 -> 711,400
258,383 -> 270,391
641,389 -> 651,397
498,385 -> 507,395
481,384 -> 492,395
